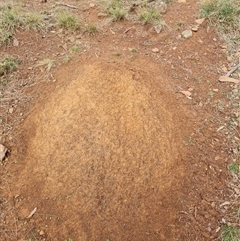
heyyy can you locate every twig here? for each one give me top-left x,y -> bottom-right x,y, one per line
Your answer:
123,27 -> 132,34
226,63 -> 240,77
55,2 -> 78,9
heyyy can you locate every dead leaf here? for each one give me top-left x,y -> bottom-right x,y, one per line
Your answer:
219,76 -> 240,84
27,207 -> 37,219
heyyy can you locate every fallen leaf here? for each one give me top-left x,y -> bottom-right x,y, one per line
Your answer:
27,207 -> 37,219
219,76 -> 240,84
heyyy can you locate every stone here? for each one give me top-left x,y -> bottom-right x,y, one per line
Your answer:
227,56 -> 232,62
89,3 -> 95,8
195,18 -> 205,25
191,26 -> 199,32
176,35 -> 181,40
180,90 -> 192,98
154,25 -> 162,34
39,230 -> 45,236
182,29 -> 192,39
13,38 -> 19,47
9,108 -> 14,114
152,48 -> 160,53
0,144 -> 7,161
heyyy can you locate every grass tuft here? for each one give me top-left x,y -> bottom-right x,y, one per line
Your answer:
200,0 -> 240,52
221,225 -> 240,241
23,12 -> 44,31
138,8 -> 161,25
228,162 -> 239,174
57,11 -> 80,30
104,0 -> 127,21
0,2 -> 48,45
0,56 -> 19,76
85,23 -> 97,35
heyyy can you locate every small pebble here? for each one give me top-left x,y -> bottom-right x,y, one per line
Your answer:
152,48 -> 160,53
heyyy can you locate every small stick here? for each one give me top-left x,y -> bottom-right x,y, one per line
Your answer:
226,63 -> 240,77
123,27 -> 132,34
55,2 -> 78,9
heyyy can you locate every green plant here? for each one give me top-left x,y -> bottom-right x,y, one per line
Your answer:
63,55 -> 72,63
139,8 -> 161,25
85,23 -> 97,35
0,56 -> 18,76
228,162 -> 239,174
57,11 -> 80,30
200,0 -> 240,32
104,0 -> 127,21
0,3 -> 48,45
70,45 -> 81,53
0,6 -> 20,44
23,12 -> 44,31
200,0 -> 240,53
221,225 -> 240,241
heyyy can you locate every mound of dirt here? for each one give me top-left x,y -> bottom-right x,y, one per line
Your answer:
13,62 -> 190,240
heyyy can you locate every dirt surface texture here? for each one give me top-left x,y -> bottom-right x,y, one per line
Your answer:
1,0 -> 240,240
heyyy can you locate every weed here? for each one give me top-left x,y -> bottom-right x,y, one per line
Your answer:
63,55 -> 72,63
228,162 -> 239,174
0,6 -> 20,44
221,225 -> 240,241
0,56 -> 18,76
216,100 -> 225,112
0,3 -> 48,45
200,0 -> 240,51
139,8 -> 161,25
23,12 -> 44,31
104,0 -> 127,21
208,91 -> 214,98
70,45 -> 81,53
0,77 -> 12,87
57,11 -> 80,30
0,7 -> 21,32
85,23 -> 97,35
37,59 -> 55,71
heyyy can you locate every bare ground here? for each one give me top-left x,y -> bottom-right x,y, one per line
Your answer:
1,0 -> 240,240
